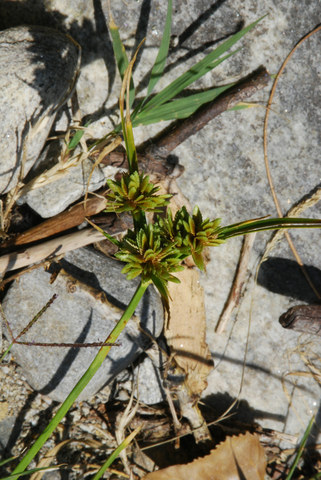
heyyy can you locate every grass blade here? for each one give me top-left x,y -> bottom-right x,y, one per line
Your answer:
0,456 -> 17,468
91,427 -> 141,480
66,122 -> 90,152
133,83 -> 233,125
146,0 -> 172,97
109,12 -> 135,106
218,217 -> 321,240
109,15 -> 129,79
139,16 -> 265,114
119,41 -> 145,173
0,465 -> 64,480
285,415 -> 315,480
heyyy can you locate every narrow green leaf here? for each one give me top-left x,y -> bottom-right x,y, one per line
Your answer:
119,40 -> 145,174
0,456 -> 17,468
137,51 -> 236,118
85,219 -> 121,247
1,465 -> 64,480
218,217 -> 321,240
109,17 -> 129,78
91,427 -> 141,480
228,101 -> 259,111
146,0 -> 172,97
109,15 -> 135,106
125,118 -> 138,172
67,122 -> 90,152
285,415 -> 315,480
192,250 -> 205,270
140,15 -> 265,113
133,83 -> 233,125
151,274 -> 170,307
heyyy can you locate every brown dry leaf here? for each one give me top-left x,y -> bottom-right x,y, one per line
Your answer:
142,432 -> 266,480
159,179 -> 212,442
166,267 -> 213,397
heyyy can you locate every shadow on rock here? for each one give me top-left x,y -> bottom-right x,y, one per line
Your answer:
258,257 -> 321,303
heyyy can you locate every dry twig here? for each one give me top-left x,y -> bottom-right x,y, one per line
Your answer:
215,233 -> 256,333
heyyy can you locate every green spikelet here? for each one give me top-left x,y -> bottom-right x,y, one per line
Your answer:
105,171 -> 171,214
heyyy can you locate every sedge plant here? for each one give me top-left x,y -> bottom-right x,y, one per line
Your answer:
5,6 -> 321,479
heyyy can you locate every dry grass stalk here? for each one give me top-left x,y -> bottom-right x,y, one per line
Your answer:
263,25 -> 321,300
0,228 -> 105,275
215,232 -> 256,333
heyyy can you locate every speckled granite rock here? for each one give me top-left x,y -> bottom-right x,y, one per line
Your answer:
17,156 -> 107,218
1,0 -> 321,445
2,251 -> 164,402
135,352 -> 166,405
0,26 -> 80,193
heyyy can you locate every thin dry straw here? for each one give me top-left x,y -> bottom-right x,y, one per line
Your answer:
263,25 -> 321,300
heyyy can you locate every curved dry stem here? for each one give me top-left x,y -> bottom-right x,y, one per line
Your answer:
263,24 -> 321,300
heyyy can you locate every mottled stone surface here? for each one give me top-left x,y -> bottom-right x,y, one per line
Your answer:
2,252 -> 164,402
0,26 -> 80,193
135,353 -> 166,405
0,0 -> 321,444
17,157 -> 106,218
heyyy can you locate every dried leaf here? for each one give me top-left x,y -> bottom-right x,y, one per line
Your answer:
159,179 -> 213,442
143,432 -> 266,480
166,267 -> 213,397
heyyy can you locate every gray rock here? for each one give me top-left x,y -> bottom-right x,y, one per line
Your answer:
0,416 -> 15,455
18,156 -> 106,218
0,26 -> 80,194
2,250 -> 164,402
135,355 -> 166,405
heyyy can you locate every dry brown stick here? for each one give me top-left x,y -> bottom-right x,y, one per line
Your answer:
144,66 -> 270,158
215,233 -> 256,333
0,212 -> 133,275
0,228 -> 109,275
280,305 -> 321,336
3,194 -> 108,248
92,144 -> 183,180
94,67 -> 270,165
0,259 -> 54,288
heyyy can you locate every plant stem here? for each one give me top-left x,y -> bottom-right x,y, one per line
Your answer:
285,415 -> 315,480
10,280 -> 150,479
91,427 -> 141,480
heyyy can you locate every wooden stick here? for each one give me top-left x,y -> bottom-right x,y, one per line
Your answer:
215,233 -> 256,333
0,228 -> 108,274
280,305 -> 321,336
0,210 -> 133,275
3,195 -> 108,248
144,66 -> 270,159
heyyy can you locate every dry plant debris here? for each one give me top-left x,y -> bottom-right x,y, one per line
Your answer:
166,267 -> 213,398
142,432 -> 266,480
